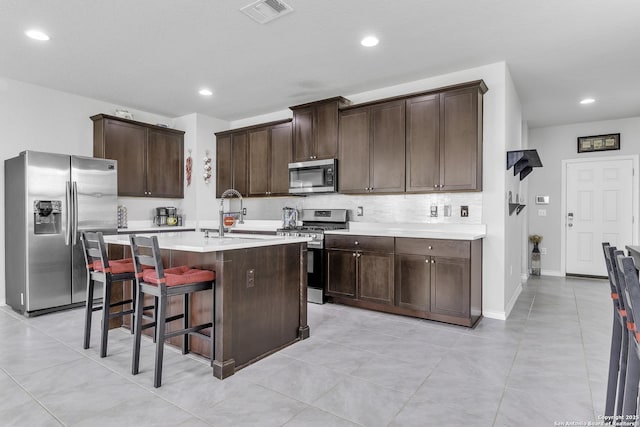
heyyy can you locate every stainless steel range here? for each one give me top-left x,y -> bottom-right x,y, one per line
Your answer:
277,209 -> 348,304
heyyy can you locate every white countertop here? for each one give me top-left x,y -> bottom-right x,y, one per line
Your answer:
104,231 -> 310,253
326,222 -> 486,240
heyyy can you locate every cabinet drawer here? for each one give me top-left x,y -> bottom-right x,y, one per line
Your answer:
325,235 -> 394,253
395,238 -> 470,258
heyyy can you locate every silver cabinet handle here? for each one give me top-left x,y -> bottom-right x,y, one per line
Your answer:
353,253 -> 357,257
354,241 -> 359,245
431,259 -> 435,264
428,246 -> 433,250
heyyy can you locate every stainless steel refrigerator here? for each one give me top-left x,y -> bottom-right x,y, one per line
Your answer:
5,151 -> 118,316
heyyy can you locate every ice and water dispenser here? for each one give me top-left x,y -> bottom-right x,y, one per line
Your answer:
33,200 -> 62,234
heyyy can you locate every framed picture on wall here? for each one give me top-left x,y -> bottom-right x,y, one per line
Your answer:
577,133 -> 620,153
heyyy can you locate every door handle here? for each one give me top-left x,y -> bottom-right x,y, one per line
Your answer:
65,181 -> 71,246
72,181 -> 79,245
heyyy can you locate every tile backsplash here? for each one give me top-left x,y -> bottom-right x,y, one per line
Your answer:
241,192 -> 483,224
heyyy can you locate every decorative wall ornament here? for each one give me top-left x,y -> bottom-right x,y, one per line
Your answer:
577,133 -> 620,153
203,151 -> 212,184
186,149 -> 193,186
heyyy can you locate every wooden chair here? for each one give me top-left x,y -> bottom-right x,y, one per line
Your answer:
603,243 -> 629,418
617,254 -> 640,419
129,235 -> 214,388
81,231 -> 136,358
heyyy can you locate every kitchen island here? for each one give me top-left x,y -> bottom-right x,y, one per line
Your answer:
104,231 -> 310,379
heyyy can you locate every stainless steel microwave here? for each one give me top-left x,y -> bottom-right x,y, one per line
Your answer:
288,159 -> 337,194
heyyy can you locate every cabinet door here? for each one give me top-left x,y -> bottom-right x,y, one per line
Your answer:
395,254 -> 430,312
440,88 -> 481,191
248,128 -> 270,196
358,252 -> 394,305
232,132 -> 248,196
430,256 -> 470,318
147,129 -> 184,198
216,134 -> 232,198
292,108 -> 314,162
338,108 -> 370,193
103,119 -> 146,197
269,123 -> 292,195
315,102 -> 339,160
406,94 -> 440,192
326,249 -> 357,298
370,101 -> 405,193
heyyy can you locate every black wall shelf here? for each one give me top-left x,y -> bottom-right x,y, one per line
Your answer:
507,149 -> 543,180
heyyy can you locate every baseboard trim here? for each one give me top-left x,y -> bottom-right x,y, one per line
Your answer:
504,282 -> 523,319
540,269 -> 565,277
483,310 -> 507,320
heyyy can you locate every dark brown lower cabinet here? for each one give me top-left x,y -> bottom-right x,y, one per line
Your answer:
326,249 -> 357,298
327,235 -> 482,327
395,254 -> 430,312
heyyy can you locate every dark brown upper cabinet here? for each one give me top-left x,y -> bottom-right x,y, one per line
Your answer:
338,100 -> 406,194
248,120 -> 292,197
290,97 -> 350,163
92,114 -> 184,198
215,131 -> 248,197
406,82 -> 487,192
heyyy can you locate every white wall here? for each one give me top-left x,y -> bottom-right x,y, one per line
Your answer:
528,116 -> 640,274
503,66 -> 525,317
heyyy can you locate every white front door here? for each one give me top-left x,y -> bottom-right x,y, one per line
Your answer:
565,158 -> 633,276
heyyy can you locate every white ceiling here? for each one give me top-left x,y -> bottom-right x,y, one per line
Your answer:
1,0 -> 639,128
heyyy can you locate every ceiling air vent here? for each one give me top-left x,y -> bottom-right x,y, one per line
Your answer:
240,0 -> 294,24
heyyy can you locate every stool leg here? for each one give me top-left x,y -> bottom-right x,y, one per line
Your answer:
83,277 -> 95,350
623,342 -> 640,416
129,280 -> 135,334
182,293 -> 189,355
618,326 -> 630,416
132,284 -> 144,376
154,294 -> 167,388
100,277 -> 112,358
153,296 -> 159,344
607,318 -> 623,418
211,287 -> 215,368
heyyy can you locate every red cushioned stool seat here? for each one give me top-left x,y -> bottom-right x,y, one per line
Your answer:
93,258 -> 135,274
143,266 -> 215,287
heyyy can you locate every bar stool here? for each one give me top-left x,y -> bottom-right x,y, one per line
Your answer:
81,231 -> 137,358
603,243 -> 629,419
129,235 -> 215,388
618,254 -> 640,420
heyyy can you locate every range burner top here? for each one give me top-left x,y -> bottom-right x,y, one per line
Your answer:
276,209 -> 348,248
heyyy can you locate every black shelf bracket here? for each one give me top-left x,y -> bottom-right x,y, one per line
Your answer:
506,150 -> 543,180
508,203 -> 526,216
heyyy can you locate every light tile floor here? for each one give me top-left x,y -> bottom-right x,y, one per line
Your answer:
0,275 -> 611,426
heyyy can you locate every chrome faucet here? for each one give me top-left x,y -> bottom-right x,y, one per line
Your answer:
219,188 -> 244,237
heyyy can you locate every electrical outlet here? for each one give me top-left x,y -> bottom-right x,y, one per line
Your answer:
540,247 -> 547,255
538,209 -> 546,217
461,206 -> 469,217
444,205 -> 452,217
430,205 -> 438,217
356,206 -> 363,216
242,207 -> 247,215
246,269 -> 255,288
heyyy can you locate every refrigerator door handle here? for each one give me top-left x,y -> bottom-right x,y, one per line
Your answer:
65,181 -> 72,246
72,181 -> 79,245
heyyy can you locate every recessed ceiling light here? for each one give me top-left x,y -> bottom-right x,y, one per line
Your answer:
361,36 -> 379,47
199,89 -> 213,96
580,98 -> 595,105
25,29 -> 50,41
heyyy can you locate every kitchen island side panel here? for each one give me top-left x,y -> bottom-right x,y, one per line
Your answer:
170,242 -> 307,370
